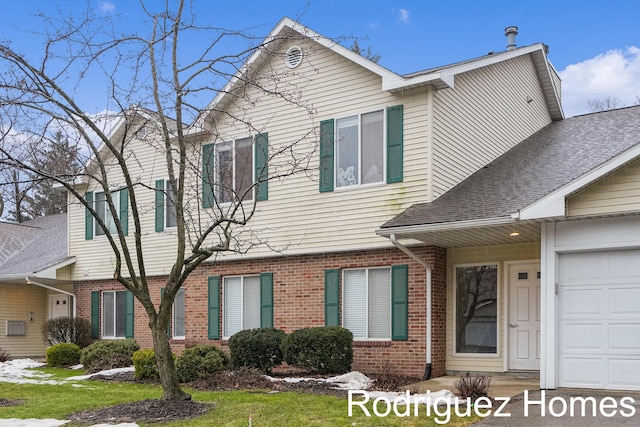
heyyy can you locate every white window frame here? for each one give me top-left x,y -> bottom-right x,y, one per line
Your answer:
94,190 -> 120,237
453,263 -> 500,357
102,290 -> 127,339
334,109 -> 386,189
222,275 -> 261,339
214,137 -> 254,204
172,288 -> 185,340
342,266 -> 392,341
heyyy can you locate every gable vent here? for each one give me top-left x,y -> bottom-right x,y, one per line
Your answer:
285,46 -> 303,68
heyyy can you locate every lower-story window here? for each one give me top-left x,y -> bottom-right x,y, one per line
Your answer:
172,288 -> 186,339
223,275 -> 261,337
455,264 -> 498,354
102,290 -> 127,338
343,267 -> 391,339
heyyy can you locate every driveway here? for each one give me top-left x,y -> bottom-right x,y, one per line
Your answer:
473,389 -> 640,426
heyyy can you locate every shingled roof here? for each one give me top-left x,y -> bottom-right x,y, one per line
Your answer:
381,105 -> 640,230
0,214 -> 71,279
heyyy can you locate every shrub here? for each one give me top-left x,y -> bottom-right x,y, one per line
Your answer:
175,344 -> 229,383
132,349 -> 159,380
228,328 -> 286,373
80,339 -> 139,373
0,348 -> 9,362
454,372 -> 493,400
46,343 -> 81,367
282,326 -> 353,374
42,317 -> 92,348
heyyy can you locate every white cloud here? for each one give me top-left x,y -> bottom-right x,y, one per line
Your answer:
99,1 -> 116,14
398,8 -> 410,24
559,46 -> 640,117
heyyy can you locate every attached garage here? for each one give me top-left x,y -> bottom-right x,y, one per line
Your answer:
541,216 -> 640,390
557,249 -> 640,390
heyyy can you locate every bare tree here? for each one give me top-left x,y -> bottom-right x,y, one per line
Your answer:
350,38 -> 381,63
587,96 -> 626,112
0,1 -> 316,400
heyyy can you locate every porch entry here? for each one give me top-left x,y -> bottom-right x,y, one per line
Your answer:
507,262 -> 540,371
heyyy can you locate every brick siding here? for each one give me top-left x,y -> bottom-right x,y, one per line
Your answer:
74,245 -> 447,378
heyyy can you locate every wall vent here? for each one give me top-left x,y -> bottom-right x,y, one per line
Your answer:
285,46 -> 303,69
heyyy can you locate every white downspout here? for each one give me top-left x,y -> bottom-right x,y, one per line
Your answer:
389,234 -> 433,380
25,276 -> 77,318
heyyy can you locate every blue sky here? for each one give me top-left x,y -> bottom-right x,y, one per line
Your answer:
3,0 -> 640,117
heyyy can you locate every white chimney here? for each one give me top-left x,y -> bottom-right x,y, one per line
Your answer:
505,26 -> 518,51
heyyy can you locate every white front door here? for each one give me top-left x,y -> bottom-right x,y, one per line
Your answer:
508,262 -> 540,370
49,294 -> 70,319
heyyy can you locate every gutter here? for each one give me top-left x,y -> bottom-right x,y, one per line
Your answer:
389,234 -> 433,380
25,276 -> 77,318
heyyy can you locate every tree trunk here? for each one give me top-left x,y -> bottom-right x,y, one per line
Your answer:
151,318 -> 191,400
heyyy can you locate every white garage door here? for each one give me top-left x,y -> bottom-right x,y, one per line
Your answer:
558,249 -> 640,390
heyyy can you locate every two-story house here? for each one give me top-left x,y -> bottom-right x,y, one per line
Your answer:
66,17 -> 640,391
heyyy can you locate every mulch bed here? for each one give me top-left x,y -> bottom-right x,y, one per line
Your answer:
68,368 -> 421,425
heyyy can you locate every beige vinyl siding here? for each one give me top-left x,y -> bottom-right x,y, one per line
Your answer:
567,158 -> 640,217
549,64 -> 561,106
432,54 -> 552,198
0,283 -> 48,357
446,242 -> 540,373
68,37 -> 431,280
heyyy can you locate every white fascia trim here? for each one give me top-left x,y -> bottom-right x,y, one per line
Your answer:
34,257 -> 77,280
376,216 -> 515,236
383,44 -> 548,92
516,145 -> 640,220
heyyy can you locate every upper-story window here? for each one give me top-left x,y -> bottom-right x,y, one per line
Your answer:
84,188 -> 129,240
319,105 -> 403,193
95,191 -> 119,236
215,137 -> 254,204
155,178 -> 177,232
336,111 -> 384,187
202,133 -> 269,208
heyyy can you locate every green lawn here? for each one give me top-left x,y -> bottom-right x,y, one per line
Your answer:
0,368 -> 478,426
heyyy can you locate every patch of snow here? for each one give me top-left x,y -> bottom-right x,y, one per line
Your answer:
0,420 -> 69,427
0,359 -> 64,385
324,371 -> 373,390
66,366 -> 134,381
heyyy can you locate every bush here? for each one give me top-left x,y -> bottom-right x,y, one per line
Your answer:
228,328 -> 286,373
454,372 -> 493,400
0,348 -> 9,362
80,339 -> 139,373
132,349 -> 159,380
42,317 -> 92,348
282,326 -> 353,374
175,344 -> 229,383
46,343 -> 81,367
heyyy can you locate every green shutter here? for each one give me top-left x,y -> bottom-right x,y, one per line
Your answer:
125,290 -> 134,338
160,288 -> 171,338
254,133 -> 269,201
386,105 -> 404,183
391,264 -> 409,340
324,269 -> 340,326
90,291 -> 100,339
119,187 -> 129,236
208,276 -> 220,339
319,119 -> 335,192
260,272 -> 274,328
202,143 -> 215,208
155,179 -> 165,232
85,191 -> 94,240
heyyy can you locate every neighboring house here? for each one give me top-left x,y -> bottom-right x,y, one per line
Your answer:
0,214 -> 75,357
65,17 -> 639,390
